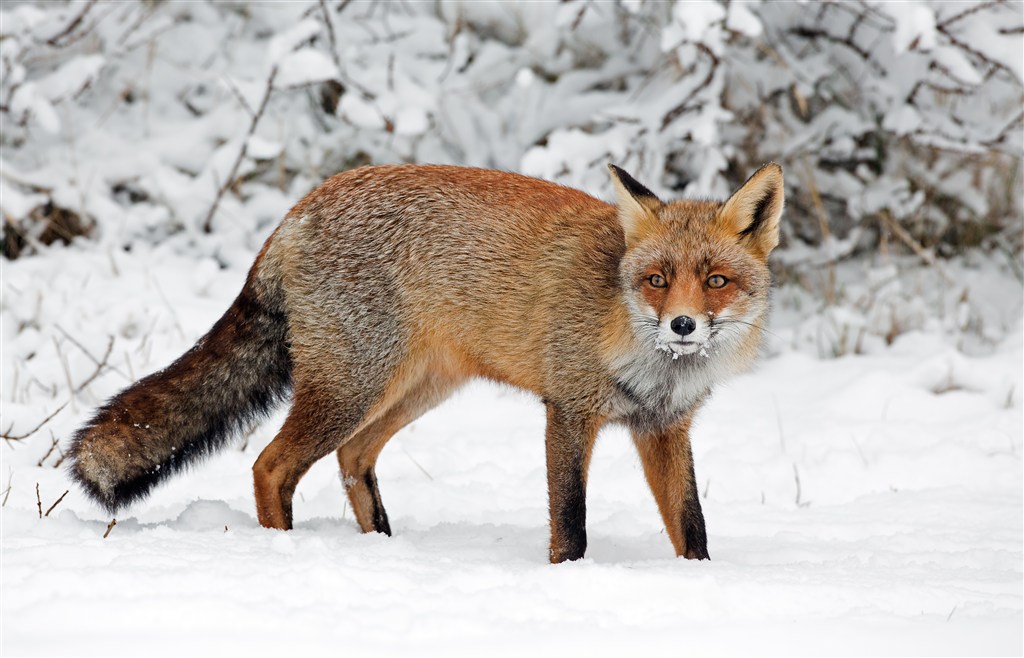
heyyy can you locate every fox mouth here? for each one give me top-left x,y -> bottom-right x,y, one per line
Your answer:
656,339 -> 703,358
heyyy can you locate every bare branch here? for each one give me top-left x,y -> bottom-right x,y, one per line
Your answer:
103,518 -> 117,539
202,66 -> 278,233
222,76 -> 256,120
660,43 -> 719,132
937,0 -> 1005,30
37,432 -> 61,467
878,209 -> 954,284
318,0 -> 345,73
78,337 -> 115,392
1,471 -> 12,507
36,482 -> 42,519
789,25 -> 885,75
938,20 -> 1023,86
45,0 -> 99,47
2,402 -> 68,444
44,490 -> 69,517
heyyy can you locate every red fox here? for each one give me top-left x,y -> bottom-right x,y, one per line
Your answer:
69,163 -> 783,562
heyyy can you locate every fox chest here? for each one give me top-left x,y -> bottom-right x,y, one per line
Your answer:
606,353 -> 714,435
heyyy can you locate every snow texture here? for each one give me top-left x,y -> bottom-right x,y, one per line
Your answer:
2,226 -> 1022,658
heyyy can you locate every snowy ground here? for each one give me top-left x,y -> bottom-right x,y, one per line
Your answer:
1,243 -> 1022,657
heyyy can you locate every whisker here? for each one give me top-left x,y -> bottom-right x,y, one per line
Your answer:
715,319 -> 780,340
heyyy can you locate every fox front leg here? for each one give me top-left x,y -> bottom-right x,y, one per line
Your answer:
631,411 -> 709,560
544,404 -> 600,564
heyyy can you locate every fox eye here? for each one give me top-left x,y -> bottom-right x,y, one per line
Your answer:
706,274 -> 729,289
647,274 -> 667,288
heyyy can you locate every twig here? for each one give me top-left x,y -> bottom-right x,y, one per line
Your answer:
103,518 -> 117,539
202,66 -> 278,233
789,25 -> 885,75
792,463 -> 809,507
571,2 -> 589,31
222,76 -> 256,120
938,20 -> 1022,85
2,471 -> 13,507
400,444 -> 433,481
801,156 -> 836,305
981,109 -> 1024,149
51,444 -> 68,469
36,482 -> 42,518
150,275 -> 186,342
315,0 -> 374,100
937,0 -> 1004,30
877,210 -> 953,284
72,336 -> 115,395
52,338 -> 77,413
660,43 -> 719,132
45,0 -> 99,46
318,0 -> 345,73
44,490 -> 69,517
2,402 -> 68,443
116,1 -> 158,47
37,432 -> 61,467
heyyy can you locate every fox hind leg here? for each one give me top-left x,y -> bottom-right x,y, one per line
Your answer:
337,374 -> 459,535
253,374 -> 387,530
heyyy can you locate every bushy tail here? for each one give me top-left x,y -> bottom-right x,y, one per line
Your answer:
68,258 -> 291,513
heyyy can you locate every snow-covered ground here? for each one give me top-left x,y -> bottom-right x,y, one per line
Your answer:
1,241 -> 1021,656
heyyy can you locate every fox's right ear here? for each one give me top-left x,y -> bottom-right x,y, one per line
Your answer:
719,162 -> 784,258
608,164 -> 663,248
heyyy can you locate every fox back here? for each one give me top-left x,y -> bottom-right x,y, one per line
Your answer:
69,163 -> 783,563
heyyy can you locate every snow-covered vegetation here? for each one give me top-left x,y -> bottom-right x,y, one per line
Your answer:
1,1 -> 1021,655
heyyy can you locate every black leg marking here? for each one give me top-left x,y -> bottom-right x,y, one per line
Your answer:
554,478 -> 587,563
683,497 -> 709,560
363,471 -> 391,536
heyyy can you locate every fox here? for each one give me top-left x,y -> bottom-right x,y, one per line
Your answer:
68,162 -> 783,563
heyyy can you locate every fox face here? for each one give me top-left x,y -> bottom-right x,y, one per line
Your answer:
606,164 -> 784,431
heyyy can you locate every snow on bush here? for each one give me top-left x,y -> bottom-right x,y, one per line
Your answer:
2,0 -> 1019,360
2,1 -> 1019,253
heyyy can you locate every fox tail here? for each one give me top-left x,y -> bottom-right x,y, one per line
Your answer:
68,258 -> 291,513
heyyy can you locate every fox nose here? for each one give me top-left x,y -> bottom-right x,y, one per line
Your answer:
670,315 -> 696,337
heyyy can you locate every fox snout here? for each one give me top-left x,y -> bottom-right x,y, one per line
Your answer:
656,312 -> 712,356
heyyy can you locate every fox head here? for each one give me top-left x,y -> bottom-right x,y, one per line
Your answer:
609,163 -> 784,363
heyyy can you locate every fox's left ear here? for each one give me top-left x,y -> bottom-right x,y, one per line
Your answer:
608,164 -> 663,248
719,163 -> 784,257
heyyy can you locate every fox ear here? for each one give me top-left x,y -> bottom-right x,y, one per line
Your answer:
719,163 -> 784,257
608,164 -> 663,248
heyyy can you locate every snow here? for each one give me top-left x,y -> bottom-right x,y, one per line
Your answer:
881,1 -> 937,54
36,54 -> 105,102
275,48 -> 340,90
267,18 -> 322,65
1,242 -> 1021,656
